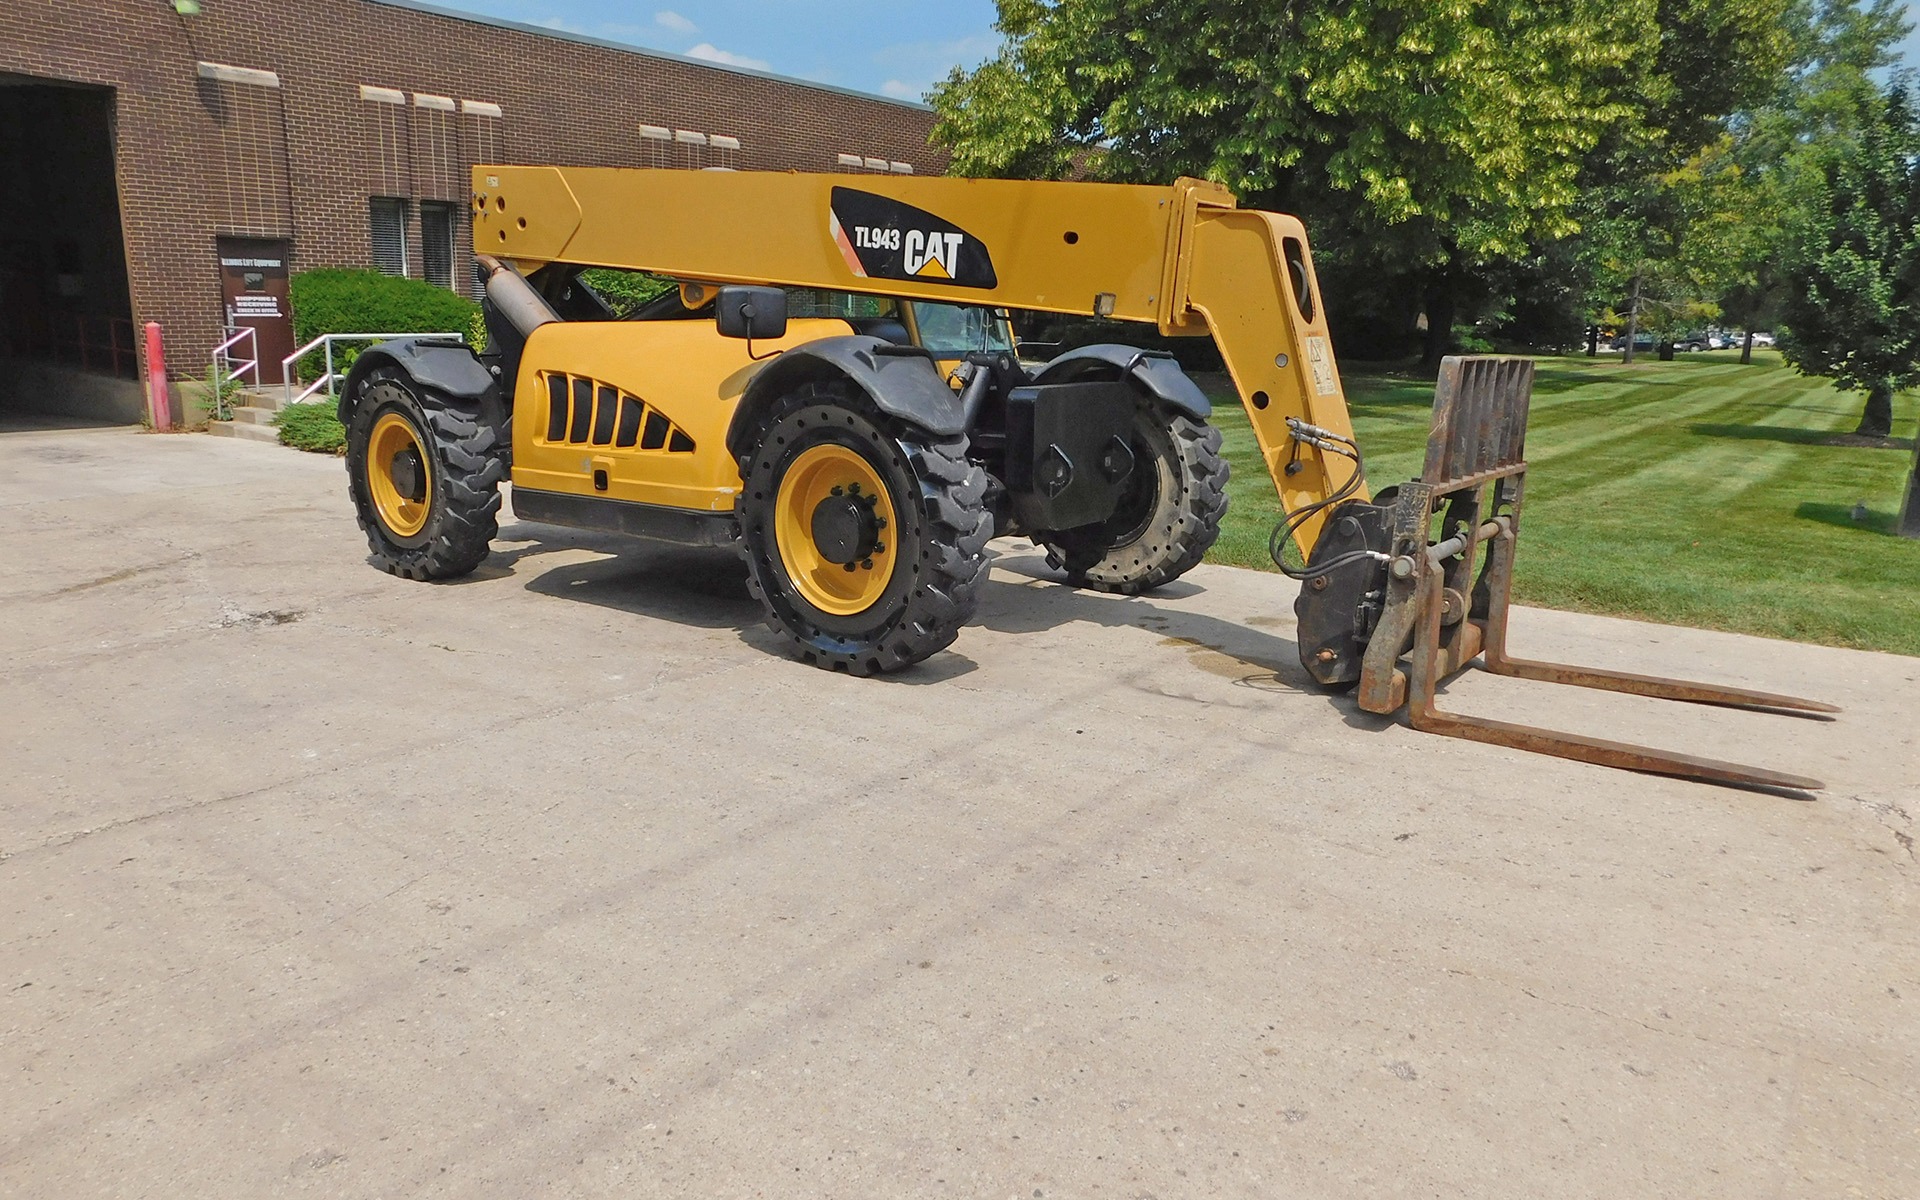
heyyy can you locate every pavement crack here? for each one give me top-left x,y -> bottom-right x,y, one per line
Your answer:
4,777 -> 303,862
1849,794 -> 1915,863
45,552 -> 198,596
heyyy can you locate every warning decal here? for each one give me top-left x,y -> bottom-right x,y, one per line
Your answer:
1304,336 -> 1339,397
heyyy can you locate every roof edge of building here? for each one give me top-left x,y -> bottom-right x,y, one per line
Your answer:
366,0 -> 936,113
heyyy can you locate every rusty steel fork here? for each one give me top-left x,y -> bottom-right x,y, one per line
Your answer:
1355,357 -> 1839,793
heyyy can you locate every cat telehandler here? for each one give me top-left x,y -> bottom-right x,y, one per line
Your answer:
337,166 -> 1836,792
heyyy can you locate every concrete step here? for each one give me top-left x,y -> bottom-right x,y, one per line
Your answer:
236,388 -> 286,413
208,419 -> 283,444
232,405 -> 280,426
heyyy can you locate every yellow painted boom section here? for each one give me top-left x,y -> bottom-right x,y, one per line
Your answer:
473,166 -> 1366,550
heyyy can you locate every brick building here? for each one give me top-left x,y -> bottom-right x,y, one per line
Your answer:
0,0 -> 942,422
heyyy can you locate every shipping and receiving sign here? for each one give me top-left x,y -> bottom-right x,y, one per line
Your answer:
828,187 -> 998,289
231,295 -> 283,318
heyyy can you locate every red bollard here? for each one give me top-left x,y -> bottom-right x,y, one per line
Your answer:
144,322 -> 172,432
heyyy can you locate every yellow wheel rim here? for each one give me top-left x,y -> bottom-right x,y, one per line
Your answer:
367,411 -> 432,539
774,443 -> 899,616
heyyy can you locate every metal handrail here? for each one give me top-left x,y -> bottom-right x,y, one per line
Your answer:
213,326 -> 259,382
279,331 -> 467,406
211,326 -> 259,422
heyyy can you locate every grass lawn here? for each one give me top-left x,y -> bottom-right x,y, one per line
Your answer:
1202,351 -> 1920,657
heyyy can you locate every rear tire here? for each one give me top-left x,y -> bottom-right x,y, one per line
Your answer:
345,368 -> 506,580
1040,400 -> 1228,593
737,381 -> 991,675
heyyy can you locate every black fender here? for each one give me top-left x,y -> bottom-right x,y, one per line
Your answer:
1031,344 -> 1212,420
338,337 -> 500,428
726,335 -> 966,459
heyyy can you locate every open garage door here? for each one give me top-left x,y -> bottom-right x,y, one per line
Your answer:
0,74 -> 142,426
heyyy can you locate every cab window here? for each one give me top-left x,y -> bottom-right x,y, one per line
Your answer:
908,302 -> 1015,355
786,289 -> 900,320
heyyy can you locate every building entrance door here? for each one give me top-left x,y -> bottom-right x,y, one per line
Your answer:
216,237 -> 294,386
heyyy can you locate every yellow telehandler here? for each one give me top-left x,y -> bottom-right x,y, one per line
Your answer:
337,167 -> 1835,791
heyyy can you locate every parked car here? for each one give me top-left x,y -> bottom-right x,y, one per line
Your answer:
1749,331 -> 1777,347
1676,333 -> 1710,352
1608,333 -> 1656,352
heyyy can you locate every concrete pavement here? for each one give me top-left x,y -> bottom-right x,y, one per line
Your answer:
2,426 -> 1916,1198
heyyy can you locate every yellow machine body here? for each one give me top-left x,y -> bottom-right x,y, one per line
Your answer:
332,162 -> 1836,791
473,166 -> 1361,551
512,318 -> 855,512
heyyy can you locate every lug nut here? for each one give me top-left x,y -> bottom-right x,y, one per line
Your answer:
831,485 -> 843,496
843,562 -> 857,572
860,558 -> 874,570
1314,649 -> 1337,664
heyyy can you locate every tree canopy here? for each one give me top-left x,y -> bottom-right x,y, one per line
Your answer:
932,0 -> 1646,267
1778,90 -> 1920,436
930,0 -> 1810,364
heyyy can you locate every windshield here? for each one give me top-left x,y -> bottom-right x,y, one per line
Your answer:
909,302 -> 1015,355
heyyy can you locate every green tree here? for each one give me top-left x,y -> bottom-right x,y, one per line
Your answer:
932,0 -> 1792,366
931,0 -> 1645,365
1778,89 -> 1920,438
1580,136 -> 1755,361
1713,0 -> 1911,362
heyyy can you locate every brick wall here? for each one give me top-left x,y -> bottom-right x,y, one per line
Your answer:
0,0 -> 944,381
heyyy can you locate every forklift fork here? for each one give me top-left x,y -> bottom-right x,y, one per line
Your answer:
1354,357 -> 1838,793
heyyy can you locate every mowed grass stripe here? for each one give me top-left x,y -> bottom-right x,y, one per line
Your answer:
1203,355 -> 1920,656
1520,366 -> 1794,495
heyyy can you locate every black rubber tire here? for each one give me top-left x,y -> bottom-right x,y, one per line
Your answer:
1040,399 -> 1229,594
737,381 -> 992,675
345,367 -> 507,581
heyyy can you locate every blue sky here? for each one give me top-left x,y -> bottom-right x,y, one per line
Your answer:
441,1 -> 1920,104
437,0 -> 1003,101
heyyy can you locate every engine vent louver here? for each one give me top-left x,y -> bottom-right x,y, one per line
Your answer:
539,373 -> 695,453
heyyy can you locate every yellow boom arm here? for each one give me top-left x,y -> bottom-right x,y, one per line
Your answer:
471,166 -> 1362,550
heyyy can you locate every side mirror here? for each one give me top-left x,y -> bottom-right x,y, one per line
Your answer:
716,286 -> 788,340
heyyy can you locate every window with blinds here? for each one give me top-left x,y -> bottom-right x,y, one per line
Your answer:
421,201 -> 456,290
369,197 -> 407,276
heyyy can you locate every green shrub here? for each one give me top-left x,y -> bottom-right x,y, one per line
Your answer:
578,268 -> 676,318
191,367 -> 249,422
289,269 -> 483,381
275,401 -> 347,454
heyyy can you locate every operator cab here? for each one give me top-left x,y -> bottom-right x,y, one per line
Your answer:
535,267 -> 1022,368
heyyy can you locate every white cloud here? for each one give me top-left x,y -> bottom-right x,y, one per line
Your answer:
685,43 -> 771,71
655,10 -> 697,35
880,80 -> 921,101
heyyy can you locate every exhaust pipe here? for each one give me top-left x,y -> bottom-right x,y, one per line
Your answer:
475,254 -> 559,338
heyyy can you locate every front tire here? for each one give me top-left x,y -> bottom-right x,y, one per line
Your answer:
737,382 -> 991,675
345,368 -> 506,580
1040,400 -> 1229,594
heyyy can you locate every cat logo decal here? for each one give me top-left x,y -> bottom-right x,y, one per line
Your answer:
828,187 -> 998,289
